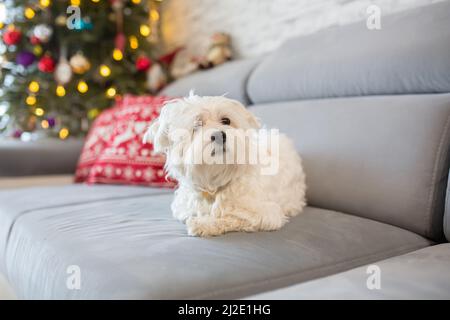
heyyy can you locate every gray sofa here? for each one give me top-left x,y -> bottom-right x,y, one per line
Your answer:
0,138 -> 83,177
1,2 -> 450,299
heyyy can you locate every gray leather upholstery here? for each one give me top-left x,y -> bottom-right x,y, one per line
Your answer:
0,138 -> 84,177
250,94 -> 450,241
0,185 -> 430,299
161,59 -> 260,104
248,244 -> 450,299
247,1 -> 450,104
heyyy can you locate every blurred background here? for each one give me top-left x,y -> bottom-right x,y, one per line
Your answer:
0,0 -> 164,139
0,0 -> 443,188
0,0 -> 442,141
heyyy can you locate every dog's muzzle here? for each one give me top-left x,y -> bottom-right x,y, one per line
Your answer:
211,131 -> 226,144
211,131 -> 226,156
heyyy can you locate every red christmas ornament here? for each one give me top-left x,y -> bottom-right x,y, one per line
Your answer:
136,56 -> 152,72
30,36 -> 41,45
38,55 -> 56,73
3,28 -> 22,45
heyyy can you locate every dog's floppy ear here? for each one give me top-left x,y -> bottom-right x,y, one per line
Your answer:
143,98 -> 189,153
143,117 -> 168,153
143,102 -> 176,154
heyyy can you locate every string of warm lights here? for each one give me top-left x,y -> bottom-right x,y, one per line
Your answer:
6,0 -> 164,140
23,0 -> 162,94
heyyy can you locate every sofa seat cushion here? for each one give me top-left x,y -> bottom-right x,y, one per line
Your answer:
248,243 -> 450,299
0,185 -> 431,299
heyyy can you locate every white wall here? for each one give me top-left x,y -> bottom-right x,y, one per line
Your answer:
161,0 -> 446,58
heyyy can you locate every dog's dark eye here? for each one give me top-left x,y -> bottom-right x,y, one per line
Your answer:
221,117 -> 231,125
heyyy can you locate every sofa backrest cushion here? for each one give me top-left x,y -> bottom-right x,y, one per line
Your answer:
249,93 -> 450,241
161,58 -> 260,104
247,1 -> 450,104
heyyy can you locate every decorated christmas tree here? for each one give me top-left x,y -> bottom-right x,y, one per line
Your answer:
0,0 -> 164,140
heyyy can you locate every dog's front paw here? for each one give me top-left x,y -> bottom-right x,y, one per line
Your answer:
186,217 -> 223,237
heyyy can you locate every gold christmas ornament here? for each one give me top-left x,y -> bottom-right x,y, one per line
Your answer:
40,0 -> 51,8
24,8 -> 35,19
26,95 -> 37,106
59,127 -> 69,140
41,119 -> 49,129
150,9 -> 159,21
129,36 -> 139,49
106,87 -> 116,98
70,53 -> 91,74
77,80 -> 88,93
70,0 -> 80,6
140,24 -> 150,37
27,115 -> 37,130
33,45 -> 43,56
56,85 -> 66,97
35,107 -> 44,116
55,15 -> 67,26
88,108 -> 100,119
99,64 -> 111,77
28,81 -> 40,93
112,48 -> 123,61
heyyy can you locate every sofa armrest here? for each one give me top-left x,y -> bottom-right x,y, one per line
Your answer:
0,175 -> 75,189
0,138 -> 84,177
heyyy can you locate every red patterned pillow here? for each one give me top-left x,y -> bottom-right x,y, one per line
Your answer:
74,106 -> 117,182
75,95 -> 176,187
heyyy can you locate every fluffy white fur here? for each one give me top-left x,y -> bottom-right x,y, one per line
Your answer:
144,94 -> 306,237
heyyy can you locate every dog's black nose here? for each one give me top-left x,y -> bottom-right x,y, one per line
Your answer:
211,131 -> 226,144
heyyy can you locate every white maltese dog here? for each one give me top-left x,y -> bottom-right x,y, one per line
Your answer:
144,93 -> 306,237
